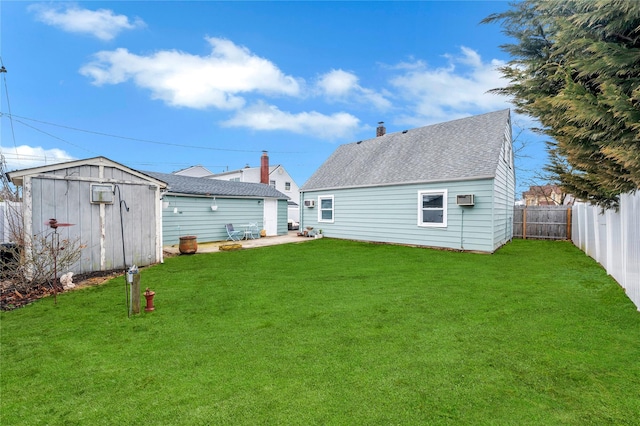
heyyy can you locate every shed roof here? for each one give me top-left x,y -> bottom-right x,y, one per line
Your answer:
6,156 -> 168,188
302,109 -> 511,191
144,171 -> 289,199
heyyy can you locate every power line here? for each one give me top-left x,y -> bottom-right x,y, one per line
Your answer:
10,117 -> 99,156
2,113 -> 304,154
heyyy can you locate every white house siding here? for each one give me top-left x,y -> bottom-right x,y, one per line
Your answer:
161,195 -> 264,245
491,129 -> 516,250
28,166 -> 161,274
301,179 -> 499,252
271,167 -> 300,209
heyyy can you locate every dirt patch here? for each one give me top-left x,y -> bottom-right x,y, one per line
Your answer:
1,270 -> 123,311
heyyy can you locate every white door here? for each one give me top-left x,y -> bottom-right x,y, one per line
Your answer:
263,199 -> 278,236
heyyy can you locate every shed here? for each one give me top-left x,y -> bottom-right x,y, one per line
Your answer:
143,171 -> 290,245
7,157 -> 167,274
300,109 -> 515,253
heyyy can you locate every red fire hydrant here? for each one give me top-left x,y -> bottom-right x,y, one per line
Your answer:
144,288 -> 155,312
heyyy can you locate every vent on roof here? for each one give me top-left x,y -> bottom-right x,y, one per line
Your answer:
402,130 -> 408,134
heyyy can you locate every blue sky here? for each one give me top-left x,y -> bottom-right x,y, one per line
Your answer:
1,1 -> 545,198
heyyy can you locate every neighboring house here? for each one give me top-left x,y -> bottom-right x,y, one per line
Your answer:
172,165 -> 213,178
300,110 -> 515,253
6,157 -> 168,274
144,171 -> 290,245
200,152 -> 301,225
523,184 -> 572,206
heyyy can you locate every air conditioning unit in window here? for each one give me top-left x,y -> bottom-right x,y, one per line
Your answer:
456,194 -> 475,206
304,200 -> 315,207
90,184 -> 114,204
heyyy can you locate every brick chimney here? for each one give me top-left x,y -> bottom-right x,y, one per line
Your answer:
376,121 -> 386,137
260,151 -> 269,184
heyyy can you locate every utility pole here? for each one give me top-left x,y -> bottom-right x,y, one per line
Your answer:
0,64 -> 16,200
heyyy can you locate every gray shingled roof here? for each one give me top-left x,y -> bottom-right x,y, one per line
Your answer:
302,109 -> 511,191
143,171 -> 289,199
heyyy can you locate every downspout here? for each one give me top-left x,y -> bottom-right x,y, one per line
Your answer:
460,209 -> 464,250
299,191 -> 304,231
156,187 -> 164,264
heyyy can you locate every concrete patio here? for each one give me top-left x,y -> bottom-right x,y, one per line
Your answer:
163,231 -> 318,255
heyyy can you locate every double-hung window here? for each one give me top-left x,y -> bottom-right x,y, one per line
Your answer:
318,195 -> 334,223
418,190 -> 447,227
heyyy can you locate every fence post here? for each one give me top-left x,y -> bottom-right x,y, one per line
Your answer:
566,208 -> 572,241
522,207 -> 527,240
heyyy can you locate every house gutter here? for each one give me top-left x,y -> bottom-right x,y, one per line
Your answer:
301,175 -> 496,193
155,185 -> 163,265
162,192 -> 287,201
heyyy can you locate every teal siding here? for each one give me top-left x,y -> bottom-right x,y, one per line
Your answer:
277,199 -> 289,235
301,179 -> 498,252
161,195 -> 264,245
491,124 -> 516,250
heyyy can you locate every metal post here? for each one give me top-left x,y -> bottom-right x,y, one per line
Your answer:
131,273 -> 140,314
127,265 -> 140,315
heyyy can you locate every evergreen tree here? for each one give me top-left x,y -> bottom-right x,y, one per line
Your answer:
483,0 -> 640,208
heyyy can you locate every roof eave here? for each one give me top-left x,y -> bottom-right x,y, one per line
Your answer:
163,191 -> 288,200
7,156 -> 167,189
301,174 -> 496,193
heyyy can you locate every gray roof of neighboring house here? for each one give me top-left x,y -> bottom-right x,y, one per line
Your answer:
302,109 -> 511,191
143,171 -> 289,199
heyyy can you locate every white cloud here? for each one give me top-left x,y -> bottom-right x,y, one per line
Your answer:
222,102 -> 360,140
29,4 -> 145,41
80,37 -> 302,110
317,69 -> 391,110
389,47 -> 510,126
3,145 -> 76,171
317,69 -> 358,97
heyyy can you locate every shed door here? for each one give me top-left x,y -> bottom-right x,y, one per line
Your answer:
263,199 -> 277,236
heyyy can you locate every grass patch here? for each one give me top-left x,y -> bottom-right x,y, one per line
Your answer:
2,239 -> 639,425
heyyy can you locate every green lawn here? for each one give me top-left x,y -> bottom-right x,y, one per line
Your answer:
1,239 -> 639,425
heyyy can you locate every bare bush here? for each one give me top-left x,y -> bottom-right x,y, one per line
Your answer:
1,202 -> 84,293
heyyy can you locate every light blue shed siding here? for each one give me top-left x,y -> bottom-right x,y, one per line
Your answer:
301,179 -> 498,252
277,199 -> 289,235
161,195 -> 264,245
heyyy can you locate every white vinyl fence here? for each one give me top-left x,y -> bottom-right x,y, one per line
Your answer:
572,192 -> 640,310
0,201 -> 22,244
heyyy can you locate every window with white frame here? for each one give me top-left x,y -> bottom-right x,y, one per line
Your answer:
418,190 -> 447,227
269,180 -> 276,188
504,140 -> 513,169
318,195 -> 334,223
285,182 -> 291,191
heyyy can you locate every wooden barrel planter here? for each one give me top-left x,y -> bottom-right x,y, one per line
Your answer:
178,236 -> 198,254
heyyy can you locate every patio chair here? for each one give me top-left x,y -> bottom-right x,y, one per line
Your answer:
225,224 -> 243,241
248,223 -> 261,239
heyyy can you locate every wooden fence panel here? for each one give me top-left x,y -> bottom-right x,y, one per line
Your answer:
513,206 -> 571,240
